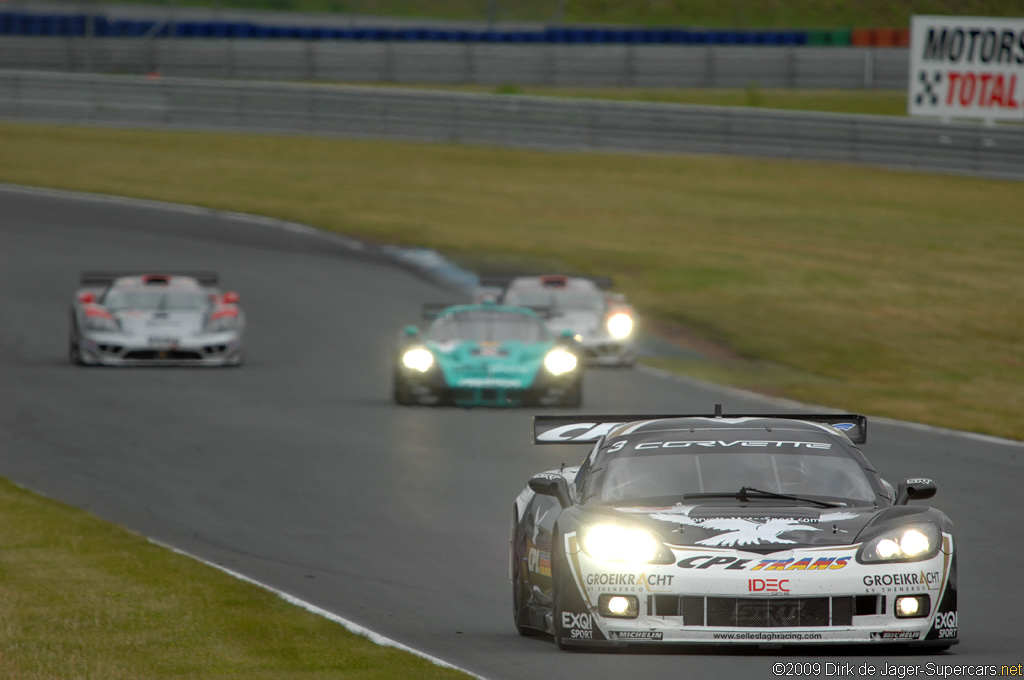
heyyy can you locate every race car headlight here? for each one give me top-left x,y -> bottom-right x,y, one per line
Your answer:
544,348 -> 577,376
580,523 -> 673,564
204,317 -> 237,333
895,595 -> 930,619
83,314 -> 119,332
606,313 -> 633,339
857,523 -> 941,563
401,347 -> 434,372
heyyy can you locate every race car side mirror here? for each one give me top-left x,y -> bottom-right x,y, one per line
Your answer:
528,473 -> 572,509
403,325 -> 419,337
222,291 -> 240,304
77,291 -> 96,304
895,478 -> 937,505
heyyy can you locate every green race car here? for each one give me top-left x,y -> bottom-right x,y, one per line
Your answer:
393,302 -> 583,407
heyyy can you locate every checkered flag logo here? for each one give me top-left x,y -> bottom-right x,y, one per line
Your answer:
915,70 -> 942,107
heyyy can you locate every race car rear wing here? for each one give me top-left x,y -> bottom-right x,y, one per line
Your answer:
80,271 -> 220,286
422,302 -> 554,319
477,274 -> 615,290
533,408 -> 867,445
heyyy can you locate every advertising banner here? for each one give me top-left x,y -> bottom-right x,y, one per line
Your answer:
908,15 -> 1024,122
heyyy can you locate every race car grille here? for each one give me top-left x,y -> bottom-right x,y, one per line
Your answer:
124,349 -> 204,361
664,596 -> 858,627
452,388 -> 525,406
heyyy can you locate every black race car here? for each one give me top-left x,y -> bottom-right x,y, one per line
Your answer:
510,408 -> 957,649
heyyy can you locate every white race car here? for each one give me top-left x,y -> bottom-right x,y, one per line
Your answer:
69,272 -> 244,366
511,408 -> 957,650
488,275 -> 636,367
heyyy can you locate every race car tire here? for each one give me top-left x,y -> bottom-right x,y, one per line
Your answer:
560,378 -> 583,408
392,373 -> 416,406
69,338 -> 84,366
551,533 -> 579,650
511,514 -> 545,637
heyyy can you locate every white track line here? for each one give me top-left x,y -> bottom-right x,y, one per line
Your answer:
636,364 -> 1024,448
153,539 -> 487,679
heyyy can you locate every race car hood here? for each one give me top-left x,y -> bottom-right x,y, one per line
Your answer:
611,504 -> 881,551
111,309 -> 208,337
546,310 -> 603,338
429,339 -> 547,387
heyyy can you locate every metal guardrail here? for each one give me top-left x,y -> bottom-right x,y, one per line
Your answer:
1,70 -> 1021,180
0,37 -> 909,89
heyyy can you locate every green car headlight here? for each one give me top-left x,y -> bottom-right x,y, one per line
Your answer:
580,523 -> 673,564
857,523 -> 940,563
401,347 -> 434,372
544,348 -> 578,376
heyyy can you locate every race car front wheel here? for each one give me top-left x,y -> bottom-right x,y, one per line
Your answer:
68,338 -> 84,366
392,373 -> 416,406
561,378 -> 583,408
551,534 -> 579,650
511,515 -> 545,637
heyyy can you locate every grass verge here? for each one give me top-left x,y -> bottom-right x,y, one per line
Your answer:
0,477 -> 472,679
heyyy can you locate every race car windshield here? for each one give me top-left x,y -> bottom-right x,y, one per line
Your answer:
505,291 -> 604,313
428,310 -> 550,343
589,446 -> 876,505
103,290 -> 213,312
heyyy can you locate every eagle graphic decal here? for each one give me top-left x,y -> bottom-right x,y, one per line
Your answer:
649,507 -> 860,547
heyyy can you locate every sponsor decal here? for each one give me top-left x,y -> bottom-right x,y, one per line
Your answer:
487,364 -> 532,374
561,611 -> 593,640
456,378 -> 521,388
862,571 -> 942,592
537,422 -> 625,442
933,610 -> 958,639
585,572 -> 674,593
752,557 -> 851,571
905,478 -> 934,486
147,335 -> 179,348
527,547 -> 551,577
677,555 -> 851,571
908,16 -> 1024,122
650,507 -> 858,547
609,631 -> 663,640
870,631 -> 920,641
630,440 -> 832,451
749,578 -> 790,593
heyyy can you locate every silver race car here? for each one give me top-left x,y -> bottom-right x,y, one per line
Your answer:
511,408 -> 957,650
69,272 -> 245,366
484,275 -> 636,367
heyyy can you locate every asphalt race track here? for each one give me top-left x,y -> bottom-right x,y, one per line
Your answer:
2,184 -> 1022,678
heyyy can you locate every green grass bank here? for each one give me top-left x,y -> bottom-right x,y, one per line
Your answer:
0,477 -> 473,679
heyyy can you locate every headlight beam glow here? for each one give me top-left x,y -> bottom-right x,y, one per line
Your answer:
544,348 -> 578,375
581,523 -> 664,563
401,348 -> 434,372
606,313 -> 633,339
